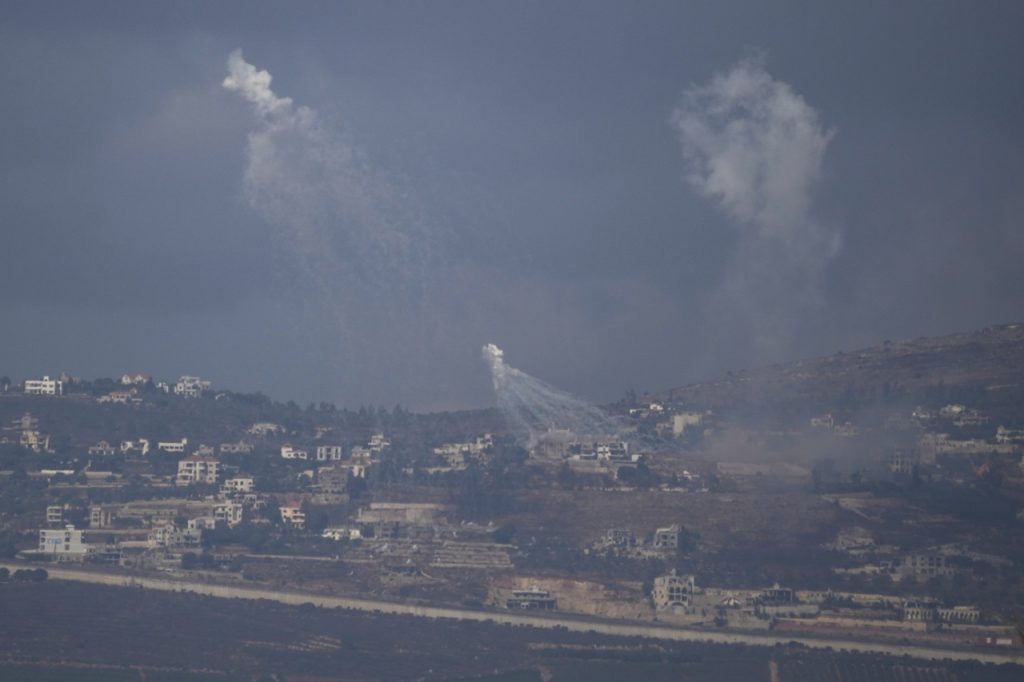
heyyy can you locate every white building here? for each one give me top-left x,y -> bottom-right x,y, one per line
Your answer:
279,501 -> 306,529
652,570 -> 697,610
120,439 -> 150,456
322,527 -> 362,541
221,477 -> 255,495
120,373 -> 151,385
281,444 -> 309,460
176,455 -> 220,485
173,375 -> 211,398
214,502 -> 244,527
219,440 -> 253,454
38,525 -> 88,559
315,445 -> 343,461
148,522 -> 202,549
46,505 -> 65,525
188,516 -> 216,530
24,376 -> 63,396
158,438 -> 189,453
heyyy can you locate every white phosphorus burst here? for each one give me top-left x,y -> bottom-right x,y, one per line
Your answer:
482,343 -> 620,448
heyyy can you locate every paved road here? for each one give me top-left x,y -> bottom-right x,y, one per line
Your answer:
4,562 -> 1022,666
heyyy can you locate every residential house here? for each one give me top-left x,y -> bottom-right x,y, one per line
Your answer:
281,444 -> 309,460
46,505 -> 65,525
279,500 -> 306,529
173,375 -> 211,398
88,441 -> 116,456
176,455 -> 220,485
213,502 -> 244,527
654,524 -> 682,550
315,445 -> 343,461
24,376 -> 63,396
322,527 -> 362,541
158,438 -> 189,453
221,477 -> 255,495
653,570 -> 697,610
120,439 -> 150,456
148,522 -> 202,549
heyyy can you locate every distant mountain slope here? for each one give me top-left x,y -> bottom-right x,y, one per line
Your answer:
657,324 -> 1024,410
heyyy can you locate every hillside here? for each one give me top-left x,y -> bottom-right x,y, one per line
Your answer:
656,323 -> 1024,412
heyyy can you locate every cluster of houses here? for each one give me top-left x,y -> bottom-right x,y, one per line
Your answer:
13,372 -> 215,402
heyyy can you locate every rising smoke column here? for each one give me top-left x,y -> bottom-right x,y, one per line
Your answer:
671,56 -> 839,359
483,343 -> 619,447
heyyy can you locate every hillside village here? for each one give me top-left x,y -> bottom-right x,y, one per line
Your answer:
3,326 -> 1024,657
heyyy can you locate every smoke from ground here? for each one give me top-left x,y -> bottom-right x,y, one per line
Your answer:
483,343 -> 621,447
671,56 -> 840,360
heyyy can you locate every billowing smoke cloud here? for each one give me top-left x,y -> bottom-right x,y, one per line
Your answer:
223,49 -> 431,399
671,57 -> 839,358
223,49 -> 422,286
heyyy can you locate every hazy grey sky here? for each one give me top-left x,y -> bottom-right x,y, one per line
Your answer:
2,1 -> 1023,409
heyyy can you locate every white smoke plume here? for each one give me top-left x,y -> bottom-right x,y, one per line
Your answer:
223,49 -> 432,398
223,49 -> 419,281
671,57 -> 839,357
483,343 -> 621,447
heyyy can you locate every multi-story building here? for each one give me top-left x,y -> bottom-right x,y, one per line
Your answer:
46,505 -> 65,525
24,376 -> 63,396
38,525 -> 88,560
213,502 -> 244,527
89,505 -> 118,528
279,501 -> 306,529
654,524 -> 682,550
158,438 -> 189,453
652,570 -> 697,610
221,477 -> 255,495
176,455 -> 220,485
148,522 -> 202,549
897,553 -> 955,580
315,445 -> 343,461
173,375 -> 211,398
280,445 -> 309,460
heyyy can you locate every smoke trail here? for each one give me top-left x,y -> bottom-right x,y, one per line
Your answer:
671,56 -> 839,358
223,49 -> 433,399
482,343 -> 620,447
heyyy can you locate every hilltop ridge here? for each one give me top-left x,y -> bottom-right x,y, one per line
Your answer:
656,323 -> 1024,410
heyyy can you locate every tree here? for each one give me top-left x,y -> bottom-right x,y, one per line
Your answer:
181,552 -> 199,570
